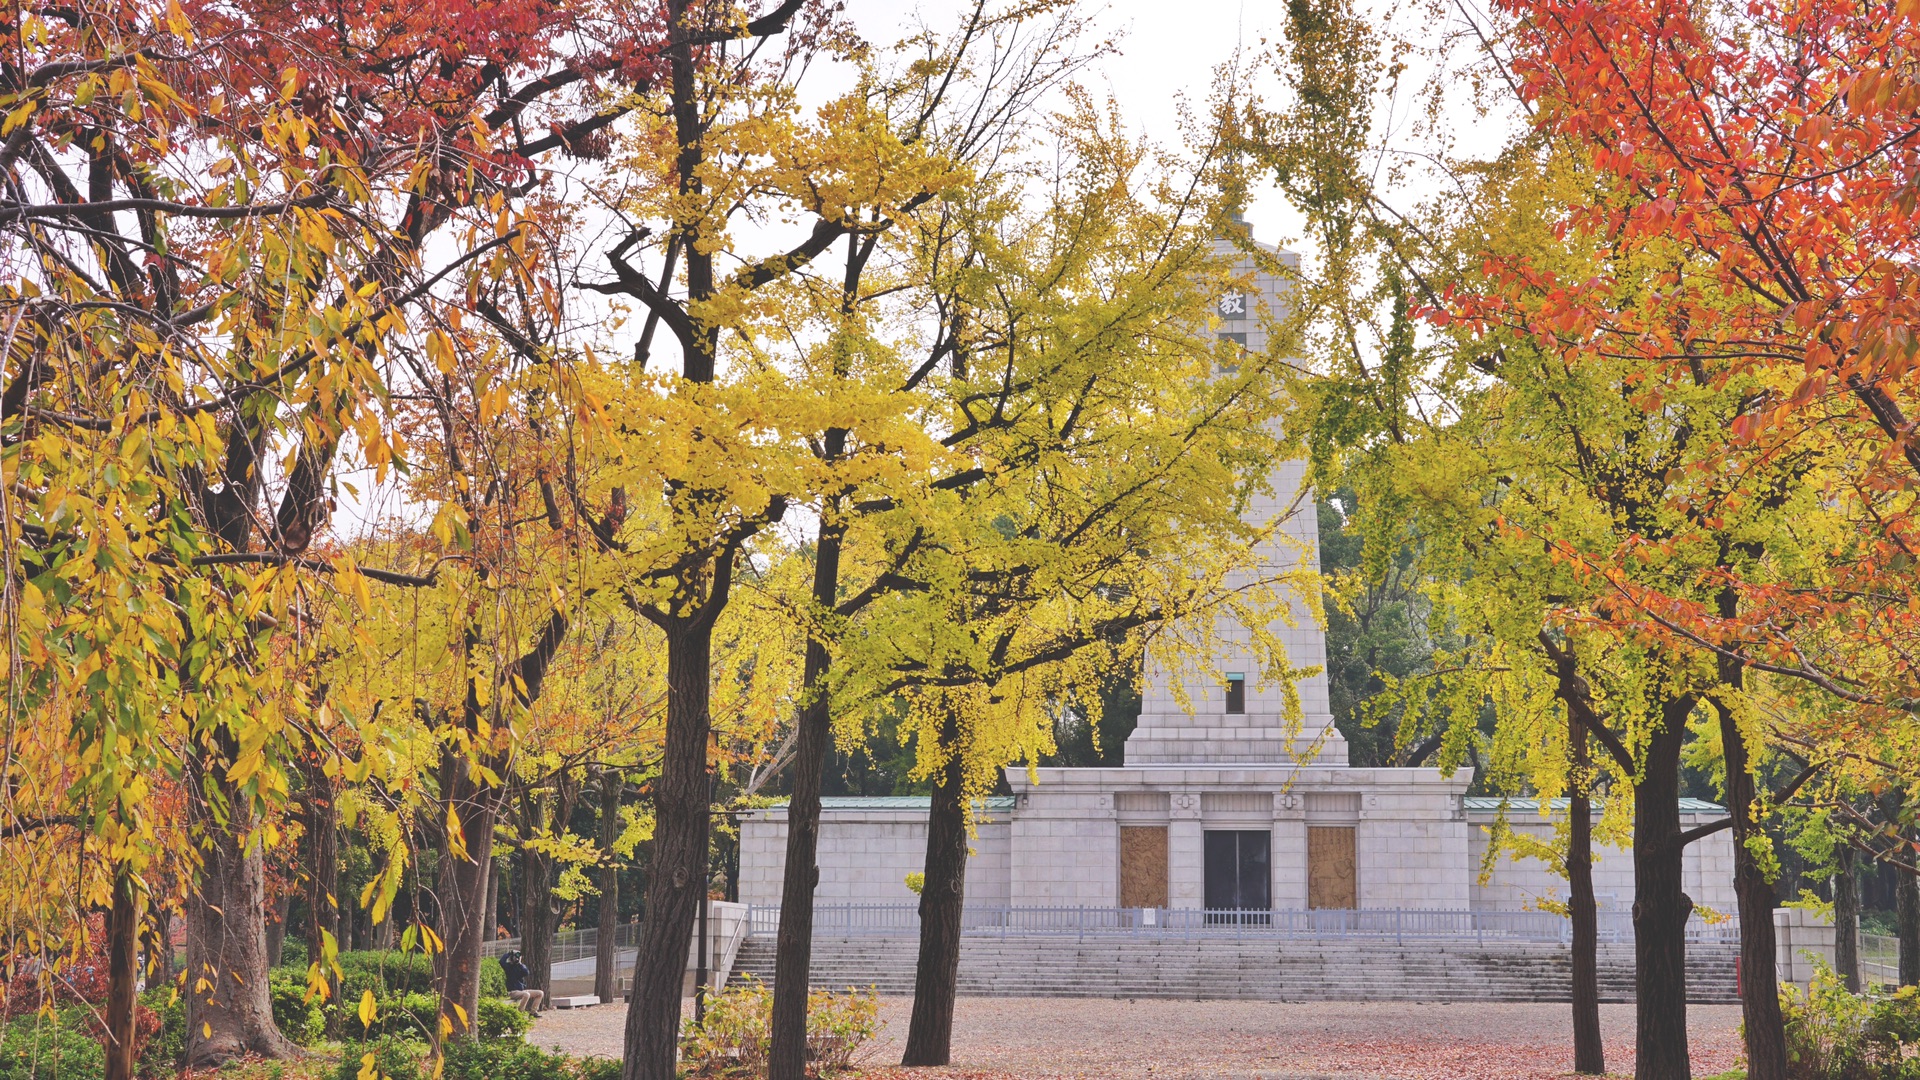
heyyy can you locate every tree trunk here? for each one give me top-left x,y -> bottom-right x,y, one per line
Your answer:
265,889 -> 292,970
1835,844 -> 1860,992
520,789 -> 557,1007
768,515 -> 845,1080
434,739 -> 503,1042
1631,697 -> 1694,1080
303,760 -> 339,981
1899,853 -> 1920,987
623,621 -> 718,1080
105,864 -> 138,1080
486,855 -> 501,941
184,751 -> 297,1067
1566,719 -> 1603,1076
595,769 -> 625,1003
1715,695 -> 1787,1080
903,713 -> 969,1067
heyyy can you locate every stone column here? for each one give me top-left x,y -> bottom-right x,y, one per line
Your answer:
1272,792 -> 1308,909
1169,791 -> 1204,909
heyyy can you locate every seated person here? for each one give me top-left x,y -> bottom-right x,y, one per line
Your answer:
501,951 -> 544,1013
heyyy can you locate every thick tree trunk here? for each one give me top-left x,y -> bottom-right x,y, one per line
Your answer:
1715,695 -> 1787,1080
1835,845 -> 1860,992
184,753 -> 297,1067
595,769 -> 625,1003
105,864 -> 138,1080
903,715 -> 969,1067
623,622 -> 718,1080
1566,720 -> 1603,1076
768,516 -> 845,1080
1631,698 -> 1694,1080
434,740 -> 503,1042
1898,854 -> 1920,987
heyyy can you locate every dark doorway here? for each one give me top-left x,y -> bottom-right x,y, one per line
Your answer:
1203,830 -> 1271,914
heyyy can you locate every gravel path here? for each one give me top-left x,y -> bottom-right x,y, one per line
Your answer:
526,998 -> 1746,1079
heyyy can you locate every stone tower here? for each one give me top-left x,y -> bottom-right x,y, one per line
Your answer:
1123,229 -> 1346,767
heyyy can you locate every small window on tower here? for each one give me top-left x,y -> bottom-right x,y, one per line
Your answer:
1218,332 -> 1245,375
1225,672 -> 1246,714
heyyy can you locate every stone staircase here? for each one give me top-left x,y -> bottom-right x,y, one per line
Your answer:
728,936 -> 1739,1003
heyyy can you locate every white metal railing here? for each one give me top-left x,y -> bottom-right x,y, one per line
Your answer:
1864,932 -> 1900,986
743,904 -> 1742,945
482,921 -> 645,962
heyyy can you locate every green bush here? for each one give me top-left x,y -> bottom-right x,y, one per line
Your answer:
136,986 -> 186,1077
480,958 -> 506,1000
336,951 -> 436,1000
477,997 -> 534,1040
441,1039 -> 574,1080
268,969 -> 327,1046
280,936 -> 310,971
1782,972 -> 1920,1079
334,1036 -> 423,1080
0,1012 -> 106,1080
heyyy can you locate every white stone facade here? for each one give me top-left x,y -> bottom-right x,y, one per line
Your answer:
736,223 -> 1739,922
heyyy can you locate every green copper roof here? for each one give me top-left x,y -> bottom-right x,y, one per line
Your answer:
768,796 -> 1016,811
1464,796 -> 1725,814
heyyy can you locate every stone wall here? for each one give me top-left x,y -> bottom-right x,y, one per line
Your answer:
738,803 -> 1012,908
1465,806 -> 1738,916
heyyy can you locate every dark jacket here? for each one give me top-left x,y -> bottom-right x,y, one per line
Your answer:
502,956 -> 529,992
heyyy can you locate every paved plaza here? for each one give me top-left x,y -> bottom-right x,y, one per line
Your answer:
526,997 -> 1746,1079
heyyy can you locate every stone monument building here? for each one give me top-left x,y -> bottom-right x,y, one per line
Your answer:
738,226 -> 1737,922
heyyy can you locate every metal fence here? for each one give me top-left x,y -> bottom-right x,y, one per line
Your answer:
482,921 -> 644,963
743,904 -> 1742,945
1865,933 -> 1900,986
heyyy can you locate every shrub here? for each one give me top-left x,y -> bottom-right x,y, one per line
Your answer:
477,997 -> 533,1040
279,937 -> 309,971
680,979 -> 770,1077
441,1039 -> 573,1080
679,980 -> 878,1078
268,970 -> 326,1046
574,1058 -> 622,1080
136,986 -> 186,1077
805,988 -> 880,1074
0,1012 -> 106,1080
1781,971 -> 1920,1079
334,1036 -> 423,1080
479,958 -> 506,1000
336,952 -> 435,1001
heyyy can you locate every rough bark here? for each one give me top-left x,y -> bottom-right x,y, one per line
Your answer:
302,759 -> 339,978
265,888 -> 292,969
105,864 -> 138,1080
486,855 -> 502,940
595,769 -> 625,1003
623,622 -> 718,1080
519,789 -> 557,1006
184,750 -> 297,1067
434,744 -> 500,1041
1715,694 -> 1787,1080
1566,721 -> 1603,1076
903,713 -> 969,1067
1835,845 -> 1861,992
1631,696 -> 1695,1080
769,513 -> 846,1080
1899,853 -> 1920,987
